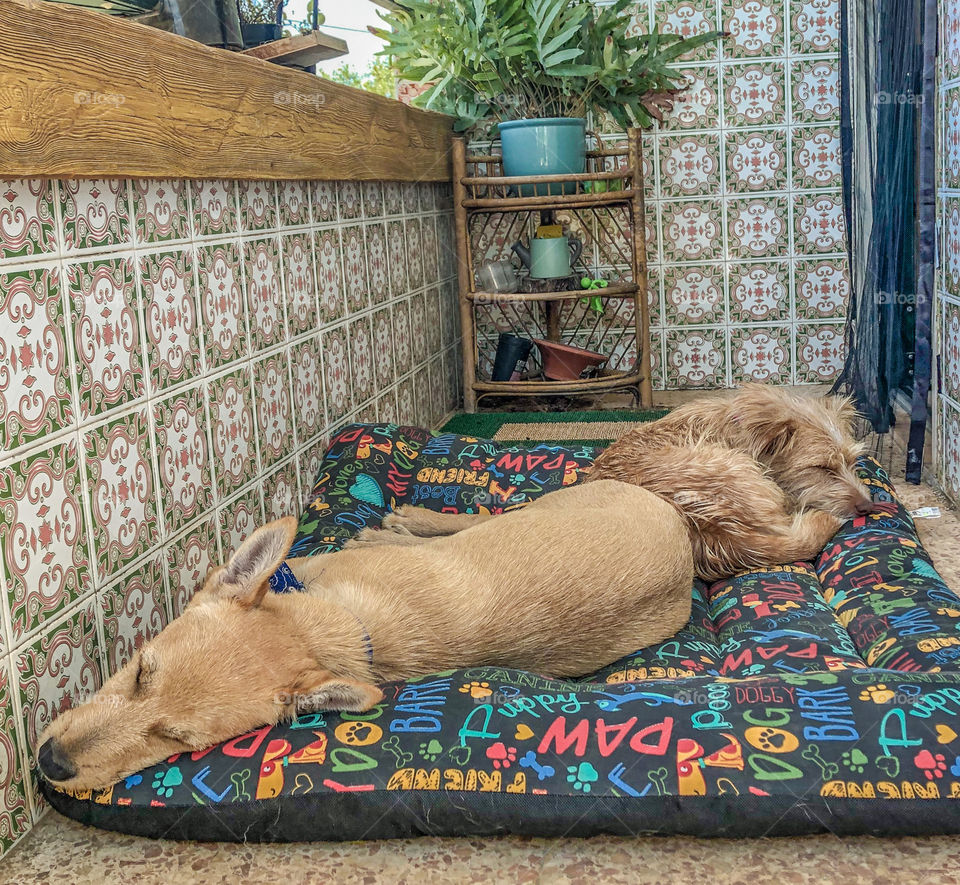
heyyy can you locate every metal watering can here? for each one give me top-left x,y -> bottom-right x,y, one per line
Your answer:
511,235 -> 583,280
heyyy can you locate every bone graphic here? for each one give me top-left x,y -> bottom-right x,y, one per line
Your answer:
230,769 -> 251,801
518,750 -> 555,782
747,629 -> 821,641
647,766 -> 669,796
382,735 -> 414,769
802,743 -> 840,780
593,689 -> 691,712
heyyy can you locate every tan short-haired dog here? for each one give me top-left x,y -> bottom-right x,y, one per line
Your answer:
36,480 -> 692,793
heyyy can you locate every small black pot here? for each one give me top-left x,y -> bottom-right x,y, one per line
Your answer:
242,22 -> 283,47
492,333 -> 533,382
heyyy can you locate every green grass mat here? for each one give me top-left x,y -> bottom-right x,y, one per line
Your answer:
440,409 -> 666,449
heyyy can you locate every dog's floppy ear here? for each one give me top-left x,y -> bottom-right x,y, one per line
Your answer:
751,414 -> 799,458
209,517 -> 299,608
291,669 -> 384,713
730,406 -> 799,458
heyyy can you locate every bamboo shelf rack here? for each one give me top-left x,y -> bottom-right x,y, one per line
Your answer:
452,129 -> 653,411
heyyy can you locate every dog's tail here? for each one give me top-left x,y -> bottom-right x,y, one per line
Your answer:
784,509 -> 843,558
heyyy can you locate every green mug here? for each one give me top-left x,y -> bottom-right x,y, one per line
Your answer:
529,235 -> 584,280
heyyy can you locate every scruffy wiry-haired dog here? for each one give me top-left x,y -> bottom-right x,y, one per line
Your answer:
353,386 -> 867,582
592,384 -> 872,519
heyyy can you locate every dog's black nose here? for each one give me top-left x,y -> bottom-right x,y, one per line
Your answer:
37,739 -> 76,782
855,498 -> 875,515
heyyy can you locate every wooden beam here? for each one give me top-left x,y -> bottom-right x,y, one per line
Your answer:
0,0 -> 452,181
241,30 -> 349,67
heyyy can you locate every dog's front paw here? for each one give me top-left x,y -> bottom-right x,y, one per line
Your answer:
346,526 -> 428,549
345,527 -> 392,548
380,508 -> 417,535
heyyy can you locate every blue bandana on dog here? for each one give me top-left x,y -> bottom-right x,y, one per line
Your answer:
269,562 -> 374,663
269,562 -> 305,594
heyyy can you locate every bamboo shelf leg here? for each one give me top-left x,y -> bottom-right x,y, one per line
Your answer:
452,138 -> 478,412
629,127 -> 654,410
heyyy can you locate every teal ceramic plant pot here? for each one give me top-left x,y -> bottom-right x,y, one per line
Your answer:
498,118 -> 587,196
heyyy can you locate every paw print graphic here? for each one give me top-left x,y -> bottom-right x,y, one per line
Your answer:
419,739 -> 444,762
915,749 -> 948,780
842,749 -> 868,773
509,473 -> 526,484
566,762 -> 599,793
754,728 -> 789,752
859,684 -> 896,704
340,722 -> 379,745
151,767 -> 183,799
459,681 -> 493,699
486,742 -> 517,769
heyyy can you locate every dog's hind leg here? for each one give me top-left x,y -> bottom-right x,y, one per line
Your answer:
627,441 -> 842,581
380,506 -> 494,537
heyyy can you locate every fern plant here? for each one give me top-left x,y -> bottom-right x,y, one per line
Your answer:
373,0 -> 724,132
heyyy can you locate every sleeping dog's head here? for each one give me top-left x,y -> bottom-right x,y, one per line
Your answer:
36,518 -> 382,793
726,385 -> 873,519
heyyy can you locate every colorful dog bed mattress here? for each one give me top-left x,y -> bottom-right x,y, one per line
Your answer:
44,423 -> 960,839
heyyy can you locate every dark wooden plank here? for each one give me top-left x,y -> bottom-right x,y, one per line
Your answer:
241,30 -> 348,65
0,0 -> 452,181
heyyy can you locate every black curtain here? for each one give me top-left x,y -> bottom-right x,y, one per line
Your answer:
834,0 -> 936,482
